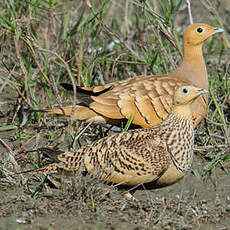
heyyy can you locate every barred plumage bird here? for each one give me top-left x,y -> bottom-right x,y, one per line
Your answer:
36,86 -> 208,193
44,24 -> 223,128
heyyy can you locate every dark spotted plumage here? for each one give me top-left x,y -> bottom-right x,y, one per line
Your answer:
38,86 -> 208,190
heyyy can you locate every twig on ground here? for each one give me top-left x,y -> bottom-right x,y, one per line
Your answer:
0,138 -> 25,184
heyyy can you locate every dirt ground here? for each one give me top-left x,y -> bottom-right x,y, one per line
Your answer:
0,156 -> 229,230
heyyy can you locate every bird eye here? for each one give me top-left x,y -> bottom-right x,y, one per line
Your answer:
197,27 -> 203,33
182,88 -> 189,94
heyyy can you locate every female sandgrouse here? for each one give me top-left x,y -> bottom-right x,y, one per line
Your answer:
36,86 -> 208,193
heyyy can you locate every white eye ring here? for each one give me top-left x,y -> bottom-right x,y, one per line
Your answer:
182,88 -> 190,94
196,27 -> 206,34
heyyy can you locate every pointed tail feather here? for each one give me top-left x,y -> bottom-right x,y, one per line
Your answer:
16,163 -> 60,175
34,105 -> 101,122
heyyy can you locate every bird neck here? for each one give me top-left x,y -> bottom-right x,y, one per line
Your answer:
171,103 -> 193,121
159,107 -> 194,172
171,44 -> 208,89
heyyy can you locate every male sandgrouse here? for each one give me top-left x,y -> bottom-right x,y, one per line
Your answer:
36,86 -> 208,194
44,24 -> 223,128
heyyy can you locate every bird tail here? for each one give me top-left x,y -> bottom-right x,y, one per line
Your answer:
17,147 -> 64,175
32,83 -> 113,123
18,147 -> 86,176
18,163 -> 60,175
35,105 -> 99,122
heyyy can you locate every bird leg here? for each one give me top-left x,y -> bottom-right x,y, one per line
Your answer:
186,0 -> 194,24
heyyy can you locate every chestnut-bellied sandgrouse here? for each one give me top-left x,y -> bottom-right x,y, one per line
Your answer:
44,24 -> 223,128
33,86 -> 208,195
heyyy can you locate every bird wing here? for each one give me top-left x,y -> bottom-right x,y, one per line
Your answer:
47,75 -> 206,127
48,130 -> 171,187
85,132 -> 171,186
88,76 -> 185,127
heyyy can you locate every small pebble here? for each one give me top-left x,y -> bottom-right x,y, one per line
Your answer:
225,205 -> 230,212
16,217 -> 27,224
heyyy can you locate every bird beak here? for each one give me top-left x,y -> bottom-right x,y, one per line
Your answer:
214,28 -> 224,33
198,89 -> 209,95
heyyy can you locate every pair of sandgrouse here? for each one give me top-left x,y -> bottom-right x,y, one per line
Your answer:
34,23 -> 223,196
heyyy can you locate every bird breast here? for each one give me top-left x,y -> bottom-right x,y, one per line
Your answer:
160,115 -> 194,172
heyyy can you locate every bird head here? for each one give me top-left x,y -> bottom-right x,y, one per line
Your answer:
183,23 -> 224,46
173,86 -> 208,106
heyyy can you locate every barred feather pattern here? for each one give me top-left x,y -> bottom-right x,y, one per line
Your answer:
42,112 -> 194,188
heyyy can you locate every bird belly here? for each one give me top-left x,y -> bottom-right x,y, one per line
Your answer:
108,166 -> 184,190
152,165 -> 184,188
98,172 -> 160,187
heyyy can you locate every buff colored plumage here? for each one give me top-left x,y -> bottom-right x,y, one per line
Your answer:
44,24 -> 223,128
36,86 -> 208,192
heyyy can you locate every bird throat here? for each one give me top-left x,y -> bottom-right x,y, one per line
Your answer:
171,103 -> 193,121
172,44 -> 208,89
